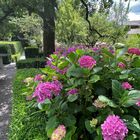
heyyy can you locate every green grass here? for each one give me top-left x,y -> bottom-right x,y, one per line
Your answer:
9,69 -> 48,140
0,41 -> 23,61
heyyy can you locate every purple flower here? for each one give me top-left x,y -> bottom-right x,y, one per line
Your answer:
136,100 -> 140,107
32,81 -> 62,103
118,62 -> 126,69
68,88 -> 78,95
34,74 -> 43,81
122,82 -> 132,90
128,48 -> 140,55
101,115 -> 128,140
78,55 -> 96,69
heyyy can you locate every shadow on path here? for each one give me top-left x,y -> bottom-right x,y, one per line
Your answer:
0,63 -> 16,140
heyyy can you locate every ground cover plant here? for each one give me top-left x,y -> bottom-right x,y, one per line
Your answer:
22,44 -> 140,140
9,69 -> 48,140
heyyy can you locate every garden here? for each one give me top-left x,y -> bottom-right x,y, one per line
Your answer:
0,0 -> 140,140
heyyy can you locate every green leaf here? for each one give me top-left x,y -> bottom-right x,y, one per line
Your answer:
58,61 -> 69,70
67,94 -> 78,102
64,126 -> 76,140
86,106 -> 97,112
98,95 -> 117,107
44,99 -> 51,104
119,74 -> 128,80
92,67 -> 102,74
123,115 -> 140,133
67,52 -> 77,63
63,115 -> 76,127
102,48 -> 114,58
85,120 -> 94,133
37,103 -> 43,110
117,47 -> 127,58
46,116 -> 59,137
112,80 -> 124,98
67,65 -> 89,78
123,90 -> 140,107
89,75 -> 100,83
75,49 -> 85,56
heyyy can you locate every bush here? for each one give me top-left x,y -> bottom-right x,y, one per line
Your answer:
0,45 -> 11,64
9,69 -> 48,140
16,58 -> 46,69
24,47 -> 39,58
24,45 -> 140,139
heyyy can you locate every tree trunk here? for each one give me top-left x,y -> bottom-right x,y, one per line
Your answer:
43,0 -> 55,56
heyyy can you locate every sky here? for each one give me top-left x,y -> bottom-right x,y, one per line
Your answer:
115,0 -> 140,21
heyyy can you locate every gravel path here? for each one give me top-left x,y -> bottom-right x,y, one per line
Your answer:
0,63 -> 16,140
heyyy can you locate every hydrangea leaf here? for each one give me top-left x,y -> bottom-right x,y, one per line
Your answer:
123,115 -> 140,133
89,75 -> 100,83
85,120 -> 95,133
67,94 -> 78,102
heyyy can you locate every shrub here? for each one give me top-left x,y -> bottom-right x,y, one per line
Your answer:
24,47 -> 39,58
9,69 -> 48,140
0,45 -> 11,64
16,58 -> 46,69
24,45 -> 140,139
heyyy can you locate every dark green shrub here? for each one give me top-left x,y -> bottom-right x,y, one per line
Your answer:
16,58 -> 46,69
24,47 -> 39,58
0,45 -> 11,64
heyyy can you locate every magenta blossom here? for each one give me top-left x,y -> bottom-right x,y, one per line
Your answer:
118,62 -> 126,69
34,74 -> 43,81
68,88 -> 78,95
32,80 -> 62,103
136,100 -> 140,107
128,48 -> 140,55
101,115 -> 128,140
78,55 -> 96,69
51,125 -> 66,140
122,82 -> 132,90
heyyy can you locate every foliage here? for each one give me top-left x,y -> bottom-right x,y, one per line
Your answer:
0,45 -> 11,64
124,34 -> 140,48
56,0 -> 88,45
23,45 -> 140,139
24,47 -> 39,58
9,69 -> 48,140
16,58 -> 46,69
0,41 -> 23,62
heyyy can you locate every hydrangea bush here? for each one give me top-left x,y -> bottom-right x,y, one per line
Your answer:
24,45 -> 140,140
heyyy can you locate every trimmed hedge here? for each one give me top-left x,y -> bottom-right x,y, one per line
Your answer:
0,45 -> 11,64
9,69 -> 47,140
25,47 -> 39,58
16,58 -> 46,69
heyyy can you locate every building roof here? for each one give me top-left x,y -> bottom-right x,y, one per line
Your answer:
126,20 -> 140,26
128,29 -> 140,34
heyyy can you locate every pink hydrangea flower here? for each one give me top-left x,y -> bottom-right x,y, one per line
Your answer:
128,48 -> 140,55
122,82 -> 132,90
34,74 -> 43,81
78,55 -> 96,69
101,115 -> 128,140
68,88 -> 78,95
118,62 -> 126,69
32,80 -> 62,103
136,100 -> 140,107
51,125 -> 66,140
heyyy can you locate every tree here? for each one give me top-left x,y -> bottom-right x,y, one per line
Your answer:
0,0 -> 56,56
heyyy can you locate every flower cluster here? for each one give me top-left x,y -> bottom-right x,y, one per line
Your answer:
34,74 -> 44,81
101,115 -> 128,140
136,100 -> 140,107
32,80 -> 62,103
122,82 -> 132,90
51,125 -> 66,140
78,55 -> 96,69
118,62 -> 126,69
128,48 -> 140,55
68,88 -> 78,95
